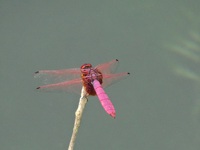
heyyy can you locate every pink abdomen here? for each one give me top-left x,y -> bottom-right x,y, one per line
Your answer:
93,80 -> 116,118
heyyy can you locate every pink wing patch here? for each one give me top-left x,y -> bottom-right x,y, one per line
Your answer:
93,80 -> 116,118
96,59 -> 119,74
95,59 -> 130,88
36,78 -> 82,94
34,68 -> 82,94
102,72 -> 130,88
34,68 -> 81,84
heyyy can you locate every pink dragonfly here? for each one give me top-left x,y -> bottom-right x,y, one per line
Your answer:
34,59 -> 130,118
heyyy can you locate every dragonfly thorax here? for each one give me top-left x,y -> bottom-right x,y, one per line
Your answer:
80,65 -> 103,95
81,68 -> 102,82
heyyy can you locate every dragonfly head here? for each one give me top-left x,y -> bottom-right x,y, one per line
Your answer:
80,63 -> 92,74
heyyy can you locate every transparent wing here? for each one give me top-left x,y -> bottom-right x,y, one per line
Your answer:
34,68 -> 81,84
102,72 -> 130,88
36,78 -> 83,94
95,59 -> 119,74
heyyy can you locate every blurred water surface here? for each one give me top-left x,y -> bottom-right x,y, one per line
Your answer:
1,0 -> 200,150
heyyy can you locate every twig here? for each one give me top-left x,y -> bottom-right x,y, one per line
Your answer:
68,87 -> 88,150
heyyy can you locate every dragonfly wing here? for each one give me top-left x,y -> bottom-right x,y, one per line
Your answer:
93,80 -> 116,118
102,72 -> 130,88
36,78 -> 83,95
95,59 -> 119,74
34,68 -> 81,84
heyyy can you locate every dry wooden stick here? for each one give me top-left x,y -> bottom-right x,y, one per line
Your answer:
68,87 -> 88,150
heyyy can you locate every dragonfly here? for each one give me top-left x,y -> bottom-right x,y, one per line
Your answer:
34,59 -> 130,118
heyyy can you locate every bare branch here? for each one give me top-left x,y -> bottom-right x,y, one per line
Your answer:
68,87 -> 88,150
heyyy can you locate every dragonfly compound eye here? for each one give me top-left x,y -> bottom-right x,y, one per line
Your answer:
81,63 -> 92,69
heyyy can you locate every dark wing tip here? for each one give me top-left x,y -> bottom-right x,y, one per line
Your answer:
36,87 -> 41,89
35,71 -> 39,74
115,59 -> 119,61
127,72 -> 130,75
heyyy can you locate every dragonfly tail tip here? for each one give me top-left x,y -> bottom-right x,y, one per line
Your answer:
110,112 -> 116,118
36,87 -> 41,89
35,71 -> 39,74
